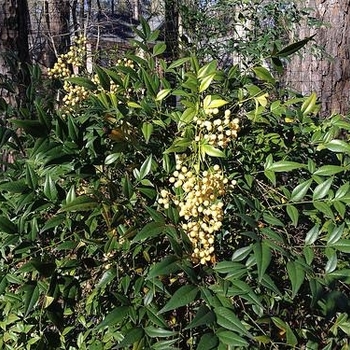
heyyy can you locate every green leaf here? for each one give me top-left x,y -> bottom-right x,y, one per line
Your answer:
159,285 -> 199,314
23,283 -> 39,317
252,67 -> 275,84
105,153 -> 121,165
290,179 -> 312,202
276,35 -> 315,57
180,107 -> 197,123
127,101 -> 142,108
155,89 -> 171,101
253,242 -> 271,282
313,202 -> 335,219
144,326 -> 177,338
96,306 -> 129,330
335,183 -> 350,199
168,57 -> 190,69
185,305 -> 215,330
313,177 -> 333,201
271,317 -> 297,346
266,160 -> 304,172
314,165 -> 345,176
117,327 -> 144,348
331,239 -> 350,253
199,73 -> 215,93
197,333 -> 219,350
217,330 -> 249,347
40,214 -> 65,233
0,217 -> 17,234
305,224 -> 320,245
43,174 -> 58,201
94,65 -> 110,91
287,260 -> 305,299
327,224 -> 345,245
147,255 -> 180,279
214,307 -> 248,335
286,204 -> 299,227
66,76 -> 97,91
132,221 -> 165,243
301,92 -> 317,115
153,42 -> 166,56
138,154 -> 153,180
201,144 -> 225,158
324,139 -> 350,154
25,162 -> 38,190
58,195 -> 99,212
0,180 -> 28,193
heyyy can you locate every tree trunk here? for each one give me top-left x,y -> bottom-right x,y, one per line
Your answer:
283,0 -> 350,116
0,0 -> 30,74
44,0 -> 70,67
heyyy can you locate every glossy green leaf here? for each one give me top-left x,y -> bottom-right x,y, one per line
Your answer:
301,92 -> 317,115
58,195 -> 99,212
43,174 -> 58,201
185,305 -> 215,330
0,217 -> 17,234
66,76 -> 97,91
313,202 -> 334,219
197,333 -> 219,350
144,326 -> 177,338
23,283 -> 39,317
138,154 -> 153,180
25,163 -> 38,190
0,180 -> 28,193
331,239 -> 350,253
201,144 -> 225,158
324,139 -> 350,154
286,204 -> 299,227
276,35 -> 315,57
199,73 -> 215,92
287,260 -> 305,299
159,285 -> 199,314
117,327 -> 144,348
96,306 -> 129,330
312,177 -> 333,201
327,224 -> 345,245
335,183 -> 350,199
217,329 -> 249,347
290,179 -> 312,202
153,42 -> 166,56
155,88 -> 171,101
168,57 -> 190,69
305,224 -> 320,245
313,165 -> 345,176
266,160 -> 304,172
252,66 -> 275,84
132,221 -> 165,242
215,307 -> 248,335
253,242 -> 271,282
147,255 -> 180,279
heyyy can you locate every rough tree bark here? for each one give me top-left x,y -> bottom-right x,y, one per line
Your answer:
0,0 -> 30,76
44,0 -> 70,67
283,0 -> 350,116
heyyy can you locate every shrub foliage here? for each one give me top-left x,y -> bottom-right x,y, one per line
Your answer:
1,20 -> 350,350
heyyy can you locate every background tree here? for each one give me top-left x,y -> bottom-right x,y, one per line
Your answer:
283,0 -> 350,116
0,0 -> 30,97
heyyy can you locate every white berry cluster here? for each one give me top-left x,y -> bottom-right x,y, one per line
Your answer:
159,154 -> 236,265
48,36 -> 86,79
62,80 -> 90,109
194,109 -> 240,148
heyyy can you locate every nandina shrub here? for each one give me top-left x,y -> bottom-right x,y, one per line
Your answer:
1,20 -> 350,350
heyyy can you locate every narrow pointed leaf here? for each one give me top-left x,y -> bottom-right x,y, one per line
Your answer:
159,285 -> 199,314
